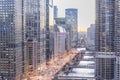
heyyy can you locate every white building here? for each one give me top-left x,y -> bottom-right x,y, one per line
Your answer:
54,26 -> 67,57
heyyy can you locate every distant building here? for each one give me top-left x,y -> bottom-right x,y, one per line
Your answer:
54,6 -> 58,19
54,17 -> 72,51
65,8 -> 78,47
54,26 -> 67,57
87,24 -> 95,45
87,24 -> 95,50
95,52 -> 116,80
53,17 -> 71,57
55,18 -> 66,26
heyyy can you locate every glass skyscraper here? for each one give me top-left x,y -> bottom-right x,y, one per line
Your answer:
95,0 -> 115,52
114,0 -> 120,52
0,0 -> 24,80
65,8 -> 78,47
24,0 -> 46,76
0,0 -> 47,80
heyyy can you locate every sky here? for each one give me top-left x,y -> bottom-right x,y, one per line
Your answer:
53,0 -> 95,32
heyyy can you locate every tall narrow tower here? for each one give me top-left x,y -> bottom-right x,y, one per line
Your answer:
95,0 -> 115,52
65,8 -> 78,47
54,6 -> 58,19
25,0 -> 46,76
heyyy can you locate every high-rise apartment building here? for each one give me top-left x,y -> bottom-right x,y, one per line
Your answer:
94,0 -> 120,80
0,0 -> 24,80
114,1 -> 120,79
114,0 -> 120,52
95,0 -> 115,52
65,8 -> 78,47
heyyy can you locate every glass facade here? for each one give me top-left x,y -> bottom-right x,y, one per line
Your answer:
95,0 -> 115,52
114,0 -> 120,52
46,0 -> 54,61
25,0 -> 46,72
0,0 -> 46,79
0,0 -> 24,80
65,8 -> 78,47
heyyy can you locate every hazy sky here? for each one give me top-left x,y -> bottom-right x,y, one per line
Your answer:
54,0 -> 95,31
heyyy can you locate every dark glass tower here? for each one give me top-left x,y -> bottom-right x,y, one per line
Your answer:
65,8 -> 78,47
46,0 -> 54,61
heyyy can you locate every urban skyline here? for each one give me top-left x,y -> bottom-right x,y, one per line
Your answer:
54,0 -> 95,32
1,0 -> 120,80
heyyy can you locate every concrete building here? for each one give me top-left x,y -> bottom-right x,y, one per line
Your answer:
95,52 -> 116,80
65,8 -> 78,47
95,0 -> 115,52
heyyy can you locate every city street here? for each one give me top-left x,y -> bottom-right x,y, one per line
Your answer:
29,49 -> 80,80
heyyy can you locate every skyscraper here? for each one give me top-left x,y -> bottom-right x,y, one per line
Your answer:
87,24 -> 95,44
46,0 -> 54,61
0,0 -> 47,79
25,0 -> 46,76
65,8 -> 78,47
0,0 -> 24,80
114,0 -> 120,52
54,6 -> 58,19
95,52 -> 116,80
87,24 -> 95,50
54,26 -> 66,57
114,0 -> 120,79
54,17 -> 72,51
95,0 -> 115,52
